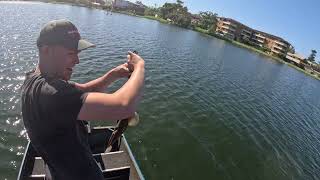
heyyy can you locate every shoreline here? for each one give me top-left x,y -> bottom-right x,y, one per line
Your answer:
35,0 -> 320,81
135,15 -> 320,81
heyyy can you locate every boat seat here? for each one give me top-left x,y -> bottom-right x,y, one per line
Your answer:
32,157 -> 45,175
93,151 -> 130,170
30,157 -> 51,179
31,152 -> 131,179
28,167 -> 130,180
102,166 -> 130,180
29,174 -> 45,180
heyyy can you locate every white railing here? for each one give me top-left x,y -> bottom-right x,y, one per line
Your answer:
254,33 -> 266,39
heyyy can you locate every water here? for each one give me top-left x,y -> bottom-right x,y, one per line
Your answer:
1,2 -> 320,179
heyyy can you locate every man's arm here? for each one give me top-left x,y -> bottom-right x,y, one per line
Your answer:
77,52 -> 144,121
73,63 -> 130,92
73,70 -> 116,92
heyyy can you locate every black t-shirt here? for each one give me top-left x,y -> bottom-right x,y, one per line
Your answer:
21,70 -> 104,180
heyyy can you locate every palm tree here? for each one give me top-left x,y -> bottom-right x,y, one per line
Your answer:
307,49 -> 317,62
177,0 -> 183,6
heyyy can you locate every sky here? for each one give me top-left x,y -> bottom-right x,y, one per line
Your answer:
137,0 -> 320,61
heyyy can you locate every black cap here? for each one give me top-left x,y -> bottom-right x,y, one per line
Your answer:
37,19 -> 95,51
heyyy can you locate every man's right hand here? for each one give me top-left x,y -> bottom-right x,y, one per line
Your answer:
78,51 -> 145,121
127,51 -> 145,72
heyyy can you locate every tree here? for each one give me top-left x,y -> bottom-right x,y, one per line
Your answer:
144,7 -> 159,16
288,45 -> 295,54
198,11 -> 218,30
160,3 -> 178,19
177,0 -> 183,5
307,50 -> 317,62
159,1 -> 191,28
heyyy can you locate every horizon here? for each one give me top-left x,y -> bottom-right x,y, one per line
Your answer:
136,0 -> 319,62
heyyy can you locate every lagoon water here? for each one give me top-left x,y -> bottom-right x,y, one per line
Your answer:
1,2 -> 320,179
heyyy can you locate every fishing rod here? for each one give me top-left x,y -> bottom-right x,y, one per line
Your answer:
106,50 -> 140,152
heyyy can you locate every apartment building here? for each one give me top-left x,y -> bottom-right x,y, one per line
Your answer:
215,17 -> 291,56
269,38 -> 291,56
215,17 -> 239,39
216,17 -> 254,42
240,28 -> 252,41
254,30 -> 291,56
112,0 -> 146,14
251,32 -> 266,47
286,52 -> 305,65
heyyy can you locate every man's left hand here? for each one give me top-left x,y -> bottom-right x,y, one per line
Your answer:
111,63 -> 131,79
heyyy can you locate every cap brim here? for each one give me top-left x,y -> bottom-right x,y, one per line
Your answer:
78,39 -> 95,51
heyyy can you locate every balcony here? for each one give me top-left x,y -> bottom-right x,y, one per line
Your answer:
221,25 -> 236,32
286,55 -> 302,64
272,44 -> 285,51
273,46 -> 286,53
241,33 -> 251,38
272,48 -> 286,55
241,34 -> 251,41
216,29 -> 235,39
253,33 -> 266,39
286,52 -> 305,61
230,23 -> 237,28
275,40 -> 285,46
218,29 -> 228,34
252,37 -> 265,43
222,21 -> 237,28
241,31 -> 251,38
271,49 -> 280,54
257,39 -> 264,43
274,40 -> 288,48
217,29 -> 233,35
251,41 -> 263,47
242,29 -> 252,35
222,21 -> 231,25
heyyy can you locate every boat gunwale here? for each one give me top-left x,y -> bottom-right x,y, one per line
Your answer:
122,135 -> 145,180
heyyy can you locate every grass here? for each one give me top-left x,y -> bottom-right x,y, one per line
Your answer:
142,15 -> 168,24
115,10 -> 136,16
194,27 -> 208,34
231,41 -> 282,61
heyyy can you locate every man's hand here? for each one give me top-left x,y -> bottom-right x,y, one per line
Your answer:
127,51 -> 145,72
78,52 -> 145,121
111,63 -> 131,79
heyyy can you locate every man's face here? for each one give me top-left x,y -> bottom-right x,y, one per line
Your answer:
48,46 -> 80,81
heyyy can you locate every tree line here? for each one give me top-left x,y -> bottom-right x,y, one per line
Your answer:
145,0 -> 218,31
49,0 -> 319,64
145,0 -> 318,64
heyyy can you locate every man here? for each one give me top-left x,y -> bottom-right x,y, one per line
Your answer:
21,19 -> 145,179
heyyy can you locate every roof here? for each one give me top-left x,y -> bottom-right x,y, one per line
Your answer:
218,17 -> 252,30
254,29 -> 289,45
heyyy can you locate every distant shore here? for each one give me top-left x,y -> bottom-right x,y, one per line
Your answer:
133,15 -> 320,80
36,0 -> 320,81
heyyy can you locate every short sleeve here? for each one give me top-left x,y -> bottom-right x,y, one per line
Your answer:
49,80 -> 88,125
